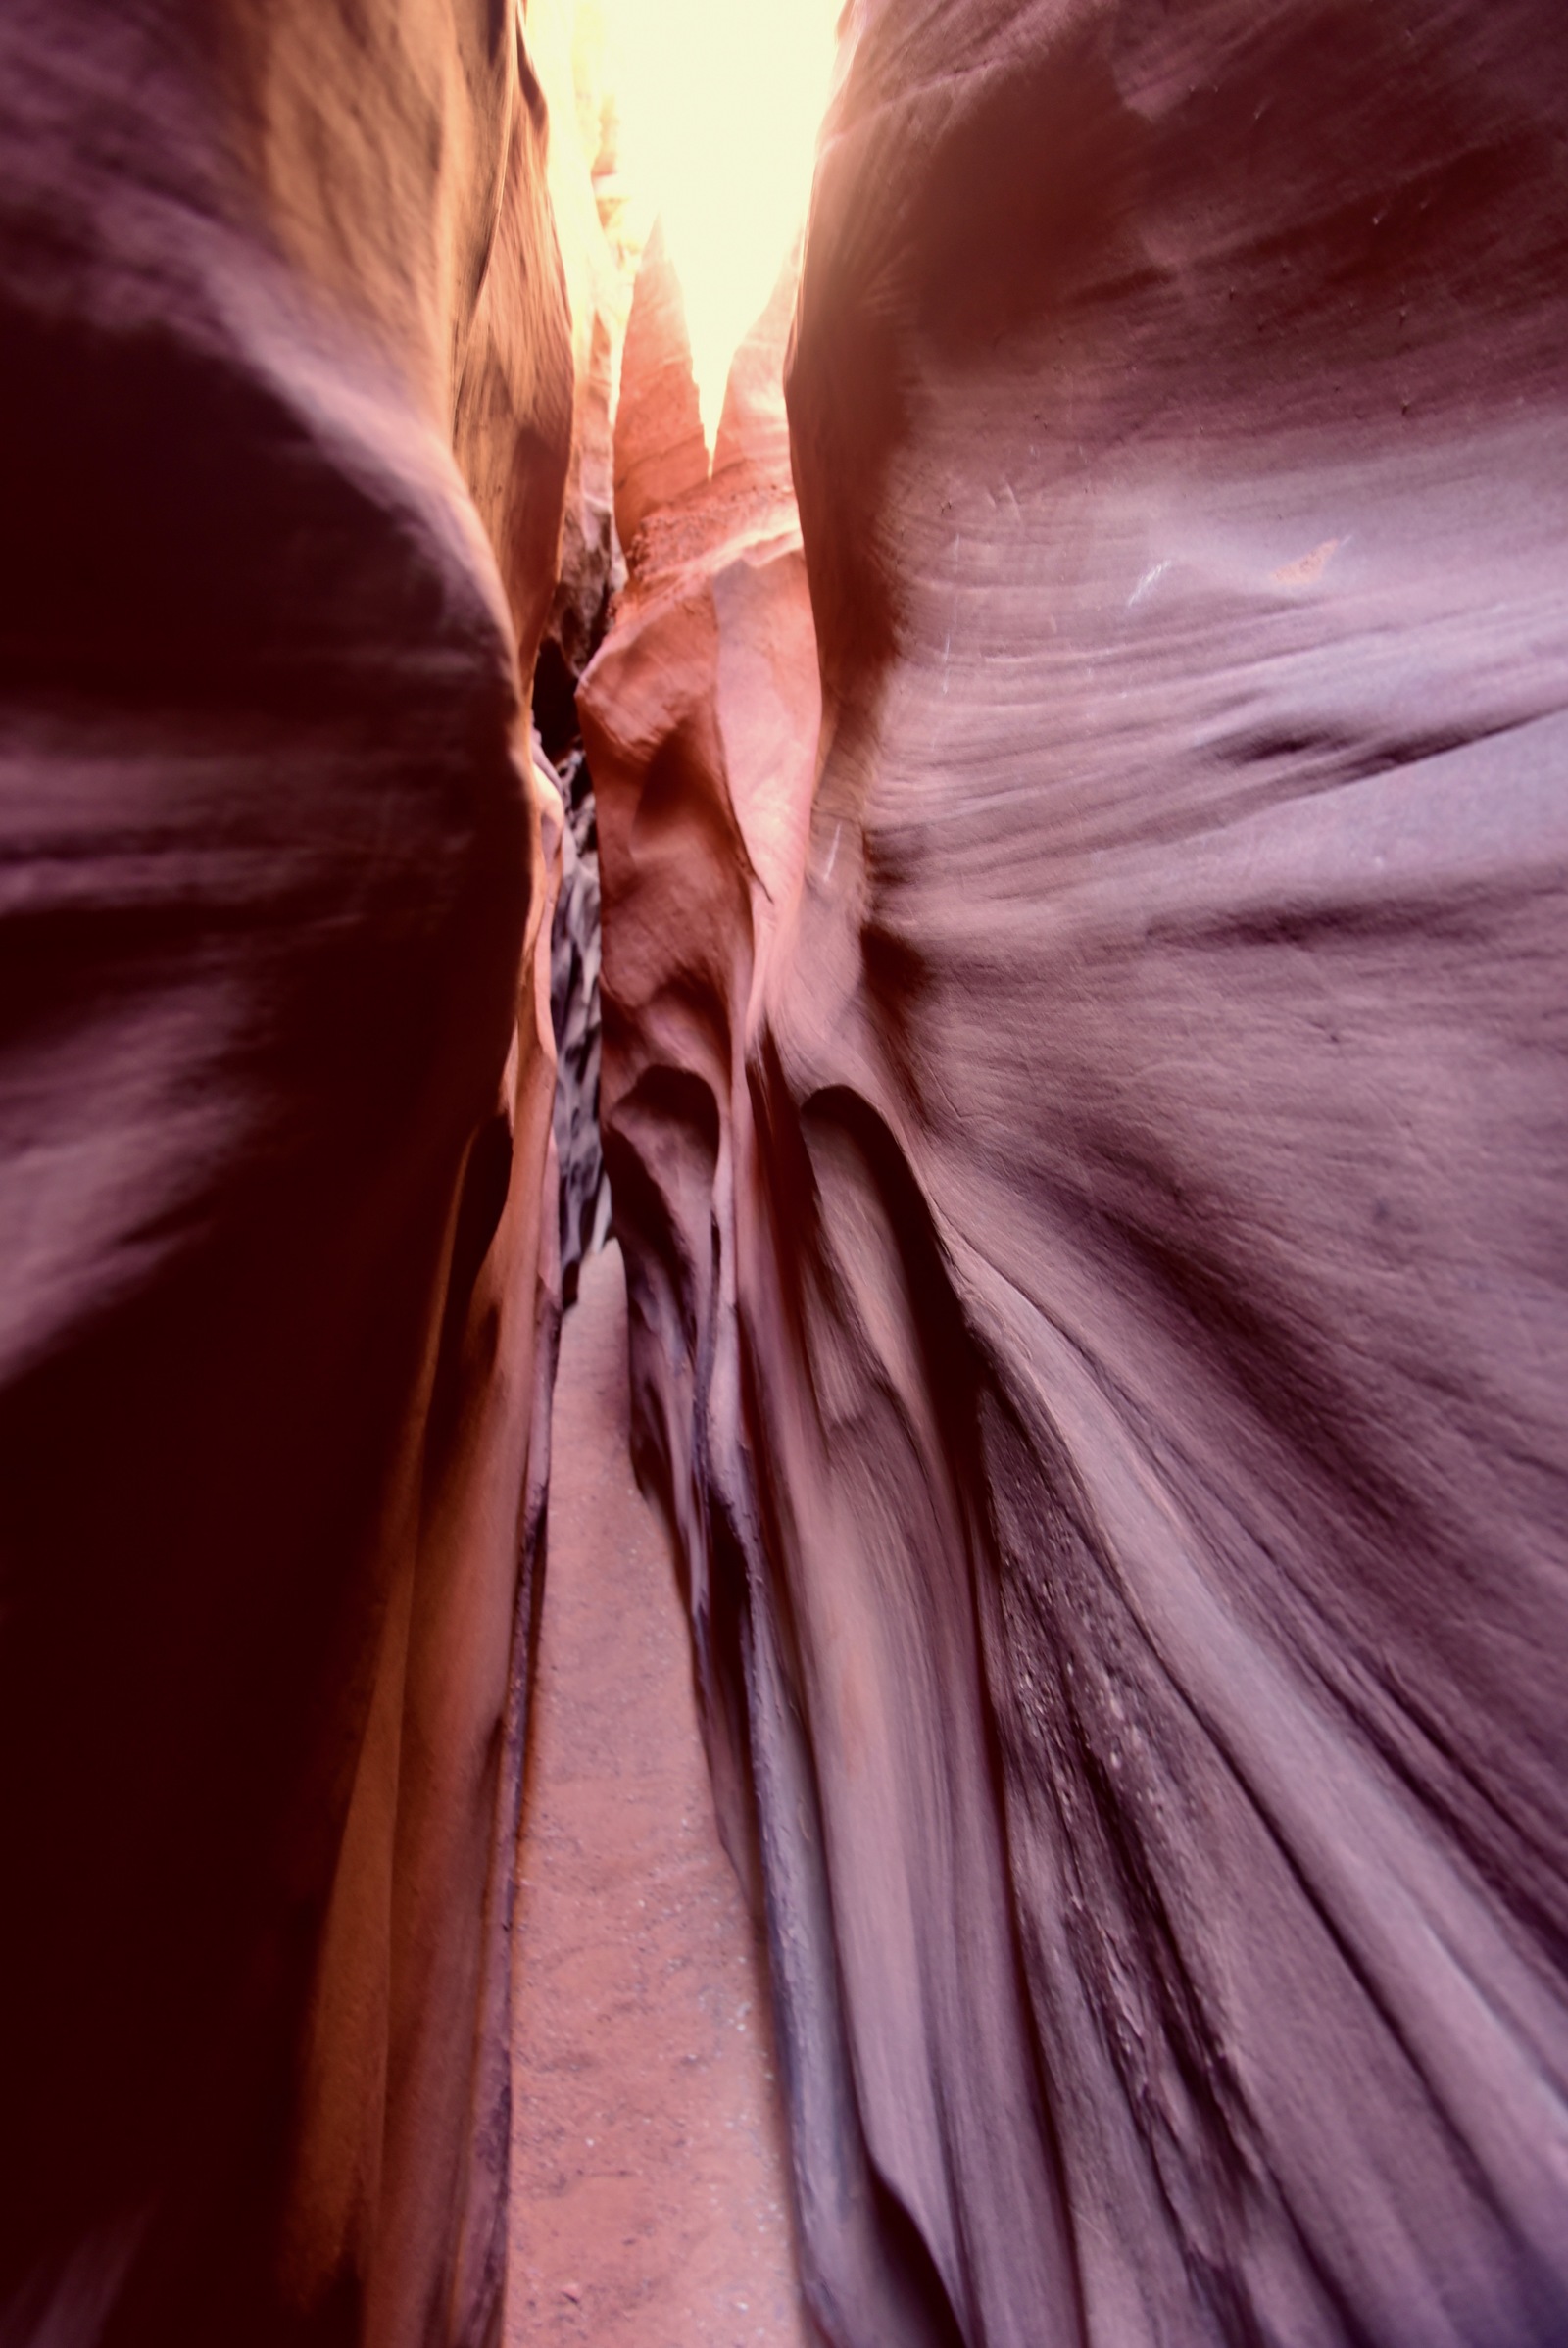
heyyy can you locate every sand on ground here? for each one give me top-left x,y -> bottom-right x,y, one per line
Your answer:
506,1240 -> 814,2348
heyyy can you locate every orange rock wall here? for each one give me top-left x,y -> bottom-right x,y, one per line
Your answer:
586,4 -> 1568,2343
0,3 -> 584,2342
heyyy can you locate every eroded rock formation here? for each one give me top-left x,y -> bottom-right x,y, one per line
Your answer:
580,234 -> 821,1931
548,744 -> 611,1299
585,4 -> 1568,2344
0,4 -> 589,2341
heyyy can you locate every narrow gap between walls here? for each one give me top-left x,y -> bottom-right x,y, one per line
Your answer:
538,633 -> 612,1309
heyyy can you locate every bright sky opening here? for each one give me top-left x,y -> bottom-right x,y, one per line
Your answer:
597,0 -> 842,451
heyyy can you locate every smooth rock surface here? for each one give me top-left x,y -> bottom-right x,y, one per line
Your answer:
584,4 -> 1568,2343
0,4 -> 586,2342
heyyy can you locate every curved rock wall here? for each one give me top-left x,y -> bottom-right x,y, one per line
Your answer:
580,233 -> 821,1932
0,3 -> 585,2342
584,4 -> 1568,2344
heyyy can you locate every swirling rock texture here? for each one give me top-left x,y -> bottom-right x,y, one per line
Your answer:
547,744 -> 611,1299
579,226 -> 822,1951
0,2 -> 587,2342
584,3 -> 1568,2345
526,6 -> 620,1303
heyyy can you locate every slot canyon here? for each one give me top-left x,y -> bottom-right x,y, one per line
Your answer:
2,0 -> 1567,2343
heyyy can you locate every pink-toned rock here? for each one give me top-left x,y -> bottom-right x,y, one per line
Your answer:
586,4 -> 1568,2344
579,226 -> 819,1909
0,4 -> 584,2342
534,1 -> 626,718
612,220 -> 712,557
710,239 -> 802,501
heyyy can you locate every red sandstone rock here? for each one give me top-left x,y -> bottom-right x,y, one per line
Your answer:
534,0 -> 625,712
587,5 -> 1568,2344
579,217 -> 817,1938
612,219 -> 712,555
0,4 -> 584,2342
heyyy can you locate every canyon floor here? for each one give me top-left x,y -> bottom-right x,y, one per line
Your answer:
506,1241 -> 813,2347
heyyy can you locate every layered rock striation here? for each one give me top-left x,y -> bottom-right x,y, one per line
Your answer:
547,744 -> 611,1299
580,230 -> 820,1943
585,4 -> 1568,2344
0,3 -> 590,2342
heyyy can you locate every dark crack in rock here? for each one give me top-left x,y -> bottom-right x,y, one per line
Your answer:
549,746 -> 611,1304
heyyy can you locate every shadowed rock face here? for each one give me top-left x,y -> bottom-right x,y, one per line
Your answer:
0,3 -> 580,2342
586,4 -> 1568,2344
548,745 -> 611,1298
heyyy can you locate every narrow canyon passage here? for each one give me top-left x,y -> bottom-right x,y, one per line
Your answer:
5,7 -> 1568,2345
506,1242 -> 812,2347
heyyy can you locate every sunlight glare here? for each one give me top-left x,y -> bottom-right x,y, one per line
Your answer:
597,0 -> 841,451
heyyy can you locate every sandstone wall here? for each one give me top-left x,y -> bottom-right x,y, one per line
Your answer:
0,3 -> 584,2341
585,4 -> 1568,2343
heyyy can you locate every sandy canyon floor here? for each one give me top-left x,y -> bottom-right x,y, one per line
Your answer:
506,1241 -> 813,2346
